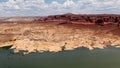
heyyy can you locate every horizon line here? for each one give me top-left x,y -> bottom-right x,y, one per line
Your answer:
0,13 -> 120,18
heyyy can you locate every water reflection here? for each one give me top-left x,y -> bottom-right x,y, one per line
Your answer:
0,46 -> 120,68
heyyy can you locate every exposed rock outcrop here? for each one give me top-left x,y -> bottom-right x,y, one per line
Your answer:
0,14 -> 120,54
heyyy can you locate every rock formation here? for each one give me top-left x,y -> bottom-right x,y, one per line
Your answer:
0,14 -> 120,54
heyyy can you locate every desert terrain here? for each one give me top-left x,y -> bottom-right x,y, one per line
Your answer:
0,13 -> 120,54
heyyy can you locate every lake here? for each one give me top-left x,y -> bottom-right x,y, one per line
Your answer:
0,46 -> 120,68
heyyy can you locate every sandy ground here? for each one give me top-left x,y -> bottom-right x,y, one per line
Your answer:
0,22 -> 120,54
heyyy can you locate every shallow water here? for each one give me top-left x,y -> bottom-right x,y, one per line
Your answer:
0,47 -> 120,68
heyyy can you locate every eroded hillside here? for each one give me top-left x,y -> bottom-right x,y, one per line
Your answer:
0,14 -> 120,54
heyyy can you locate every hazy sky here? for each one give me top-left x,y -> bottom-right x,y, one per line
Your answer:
0,0 -> 119,17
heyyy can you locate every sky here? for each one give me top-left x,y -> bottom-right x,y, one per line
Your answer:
0,0 -> 120,17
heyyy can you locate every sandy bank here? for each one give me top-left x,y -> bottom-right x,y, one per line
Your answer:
0,23 -> 120,54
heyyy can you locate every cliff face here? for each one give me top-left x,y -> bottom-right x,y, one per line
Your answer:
0,14 -> 120,54
41,13 -> 120,24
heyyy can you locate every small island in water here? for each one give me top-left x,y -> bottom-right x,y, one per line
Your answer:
0,13 -> 120,54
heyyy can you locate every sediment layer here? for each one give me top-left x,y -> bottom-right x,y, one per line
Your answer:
0,22 -> 120,54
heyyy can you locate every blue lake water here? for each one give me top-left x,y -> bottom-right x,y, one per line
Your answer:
0,47 -> 120,68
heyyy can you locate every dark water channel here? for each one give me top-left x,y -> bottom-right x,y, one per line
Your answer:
0,47 -> 120,68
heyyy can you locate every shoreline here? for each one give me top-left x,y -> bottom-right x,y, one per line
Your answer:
0,22 -> 120,54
